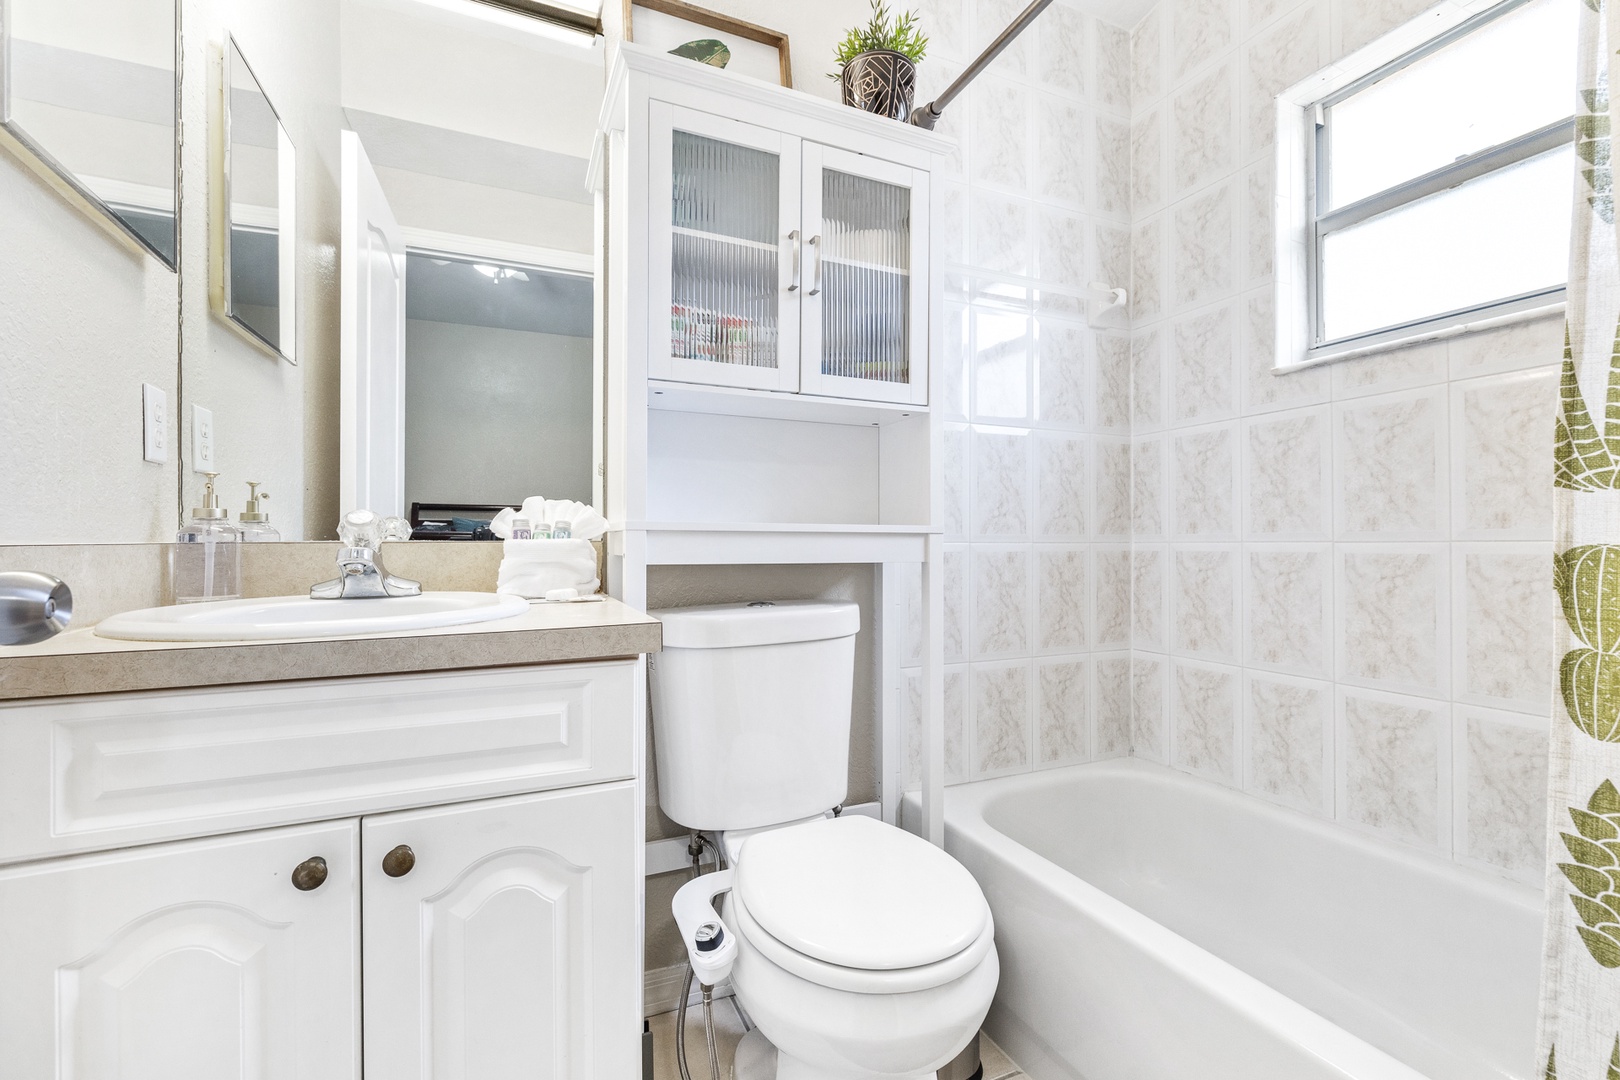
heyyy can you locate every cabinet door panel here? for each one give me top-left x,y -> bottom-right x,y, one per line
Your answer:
362,781 -> 638,1080
649,102 -> 802,392
0,821 -> 359,1080
800,142 -> 929,405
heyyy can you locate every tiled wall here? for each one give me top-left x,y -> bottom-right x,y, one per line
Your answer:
904,0 -> 1557,888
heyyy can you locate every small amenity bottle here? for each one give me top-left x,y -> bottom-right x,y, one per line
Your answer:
173,472 -> 242,602
237,481 -> 281,542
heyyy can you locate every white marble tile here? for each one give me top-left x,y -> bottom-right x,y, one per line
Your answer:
1329,339 -> 1447,398
1095,547 -> 1133,646
903,562 -> 924,665
926,61 -> 970,179
940,181 -> 968,267
902,666 -> 970,788
1244,0 -> 1302,33
1037,432 -> 1088,539
1132,436 -> 1166,538
1245,406 -> 1329,536
973,545 -> 1032,658
973,660 -> 1033,778
972,427 -> 1031,538
1132,655 -> 1168,761
1242,4 -> 1321,156
1039,207 -> 1090,290
1096,225 -> 1132,297
1172,305 -> 1236,423
1338,0 -> 1433,55
1457,708 -> 1549,882
1038,545 -> 1089,652
1448,316 -> 1564,380
1339,547 -> 1447,695
1039,97 -> 1089,207
1172,0 -> 1234,78
1174,546 -> 1238,659
1095,117 -> 1131,218
1172,64 -> 1235,194
1243,289 -> 1330,412
1131,7 -> 1163,103
1246,545 -> 1331,676
1335,389 -> 1447,538
1096,21 -> 1132,113
1039,658 -> 1091,766
978,0 -> 1032,76
1096,334 -> 1132,431
1095,437 -> 1134,538
1036,2 -> 1088,96
945,545 -> 969,663
1454,369 -> 1556,539
1245,672 -> 1332,815
1338,689 -> 1448,850
1095,653 -> 1133,756
945,423 -> 969,538
1133,546 -> 1166,649
1173,660 -> 1240,782
971,191 -> 1033,276
1174,425 -> 1238,537
943,302 -> 969,422
1131,109 -> 1164,212
1456,546 -> 1556,713
915,0 -> 968,60
1132,329 -> 1164,430
1244,163 -> 1273,282
973,308 -> 1032,421
1173,185 -> 1234,309
973,77 -> 1031,193
1132,217 -> 1163,321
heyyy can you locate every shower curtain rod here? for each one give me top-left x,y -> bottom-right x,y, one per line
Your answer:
909,0 -> 1058,128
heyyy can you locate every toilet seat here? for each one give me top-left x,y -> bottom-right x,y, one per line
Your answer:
731,815 -> 995,995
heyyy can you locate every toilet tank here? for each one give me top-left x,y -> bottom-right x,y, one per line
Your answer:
648,601 -> 860,831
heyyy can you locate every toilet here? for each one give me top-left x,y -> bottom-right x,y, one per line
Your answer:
649,600 -> 998,1080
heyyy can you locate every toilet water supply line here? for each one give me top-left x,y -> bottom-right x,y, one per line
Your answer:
675,833 -> 741,1080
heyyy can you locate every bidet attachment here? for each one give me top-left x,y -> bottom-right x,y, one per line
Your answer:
673,868 -> 736,986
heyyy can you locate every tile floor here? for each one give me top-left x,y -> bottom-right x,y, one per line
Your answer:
647,1000 -> 1026,1080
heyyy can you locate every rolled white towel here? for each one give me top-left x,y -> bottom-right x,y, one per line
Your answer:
496,538 -> 599,598
490,497 -> 609,541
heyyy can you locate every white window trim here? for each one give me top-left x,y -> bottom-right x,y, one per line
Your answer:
1271,0 -> 1568,373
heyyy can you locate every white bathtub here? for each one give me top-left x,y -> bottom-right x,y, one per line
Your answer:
934,759 -> 1544,1080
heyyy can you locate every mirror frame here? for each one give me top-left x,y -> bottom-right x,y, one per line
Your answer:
213,33 -> 296,363
0,0 -> 181,267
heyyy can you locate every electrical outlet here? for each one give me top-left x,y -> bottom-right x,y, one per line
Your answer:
141,383 -> 167,464
192,405 -> 215,472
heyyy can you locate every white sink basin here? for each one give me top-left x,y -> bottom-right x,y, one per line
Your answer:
94,591 -> 530,642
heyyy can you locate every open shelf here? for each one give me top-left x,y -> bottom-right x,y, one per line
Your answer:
611,521 -> 937,565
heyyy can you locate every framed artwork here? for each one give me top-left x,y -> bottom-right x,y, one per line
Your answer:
624,0 -> 793,87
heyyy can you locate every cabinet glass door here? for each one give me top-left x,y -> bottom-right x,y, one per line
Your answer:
800,143 -> 929,405
650,104 -> 801,392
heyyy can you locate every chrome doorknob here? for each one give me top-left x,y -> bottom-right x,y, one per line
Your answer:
291,856 -> 328,891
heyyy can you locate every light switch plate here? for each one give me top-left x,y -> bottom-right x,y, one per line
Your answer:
191,404 -> 215,472
141,383 -> 167,464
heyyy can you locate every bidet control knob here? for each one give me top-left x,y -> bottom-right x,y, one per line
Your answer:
695,922 -> 724,952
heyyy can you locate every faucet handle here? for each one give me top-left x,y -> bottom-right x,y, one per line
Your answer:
338,510 -> 381,549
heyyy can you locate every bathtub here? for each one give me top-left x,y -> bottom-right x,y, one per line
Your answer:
934,759 -> 1544,1080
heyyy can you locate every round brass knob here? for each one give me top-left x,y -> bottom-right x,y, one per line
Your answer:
382,844 -> 416,877
291,856 -> 328,891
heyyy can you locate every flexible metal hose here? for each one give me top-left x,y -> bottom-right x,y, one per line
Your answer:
676,833 -> 707,1080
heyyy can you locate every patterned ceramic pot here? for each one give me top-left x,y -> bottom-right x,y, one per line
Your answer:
840,49 -> 917,121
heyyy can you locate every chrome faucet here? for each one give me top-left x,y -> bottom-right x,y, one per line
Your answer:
311,511 -> 421,599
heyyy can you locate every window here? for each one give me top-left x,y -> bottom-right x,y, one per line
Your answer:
1306,0 -> 1577,354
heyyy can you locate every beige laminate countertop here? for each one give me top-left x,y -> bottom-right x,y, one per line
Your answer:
0,598 -> 661,701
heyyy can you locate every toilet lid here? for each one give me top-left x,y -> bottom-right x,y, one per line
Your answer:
734,815 -> 990,971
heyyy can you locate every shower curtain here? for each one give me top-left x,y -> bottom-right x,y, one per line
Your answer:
1540,0 -> 1620,1073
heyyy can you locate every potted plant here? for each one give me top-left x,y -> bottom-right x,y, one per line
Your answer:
831,1 -> 929,121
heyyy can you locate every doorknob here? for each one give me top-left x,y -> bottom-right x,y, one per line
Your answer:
291,856 -> 328,891
382,844 -> 416,877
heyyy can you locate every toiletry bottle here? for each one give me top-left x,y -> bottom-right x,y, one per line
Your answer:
535,521 -> 553,539
174,472 -> 242,602
238,481 -> 281,542
551,521 -> 572,540
512,517 -> 532,540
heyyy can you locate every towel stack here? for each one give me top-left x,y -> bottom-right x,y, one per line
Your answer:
490,498 -> 608,599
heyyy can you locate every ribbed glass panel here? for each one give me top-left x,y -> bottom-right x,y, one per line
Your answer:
820,170 -> 910,384
670,131 -> 780,369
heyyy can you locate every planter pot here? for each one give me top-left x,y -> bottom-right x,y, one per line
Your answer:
840,49 -> 917,121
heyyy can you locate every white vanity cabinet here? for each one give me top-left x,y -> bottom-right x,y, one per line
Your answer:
0,659 -> 645,1080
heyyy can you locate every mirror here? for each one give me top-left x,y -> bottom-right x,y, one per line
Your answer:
217,36 -> 295,361
0,0 -> 179,264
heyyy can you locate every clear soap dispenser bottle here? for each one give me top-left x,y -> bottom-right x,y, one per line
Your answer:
173,472 -> 242,603
238,481 -> 281,542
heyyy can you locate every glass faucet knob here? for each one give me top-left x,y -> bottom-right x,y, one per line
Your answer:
338,510 -> 380,549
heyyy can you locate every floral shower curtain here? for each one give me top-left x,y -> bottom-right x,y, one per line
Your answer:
1541,0 -> 1620,1073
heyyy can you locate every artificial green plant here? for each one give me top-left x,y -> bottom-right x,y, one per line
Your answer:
830,0 -> 929,75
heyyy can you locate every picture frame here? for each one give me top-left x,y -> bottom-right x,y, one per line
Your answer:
623,0 -> 793,87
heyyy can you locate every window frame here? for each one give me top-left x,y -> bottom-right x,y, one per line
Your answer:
1279,0 -> 1575,369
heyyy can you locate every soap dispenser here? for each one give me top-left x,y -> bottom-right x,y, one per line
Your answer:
173,472 -> 241,603
238,481 -> 280,542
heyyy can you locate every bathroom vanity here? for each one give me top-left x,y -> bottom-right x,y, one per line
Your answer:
0,601 -> 660,1079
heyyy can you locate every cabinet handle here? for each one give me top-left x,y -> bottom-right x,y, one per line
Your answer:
291,856 -> 328,891
807,234 -> 822,297
382,844 -> 416,878
787,229 -> 801,292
